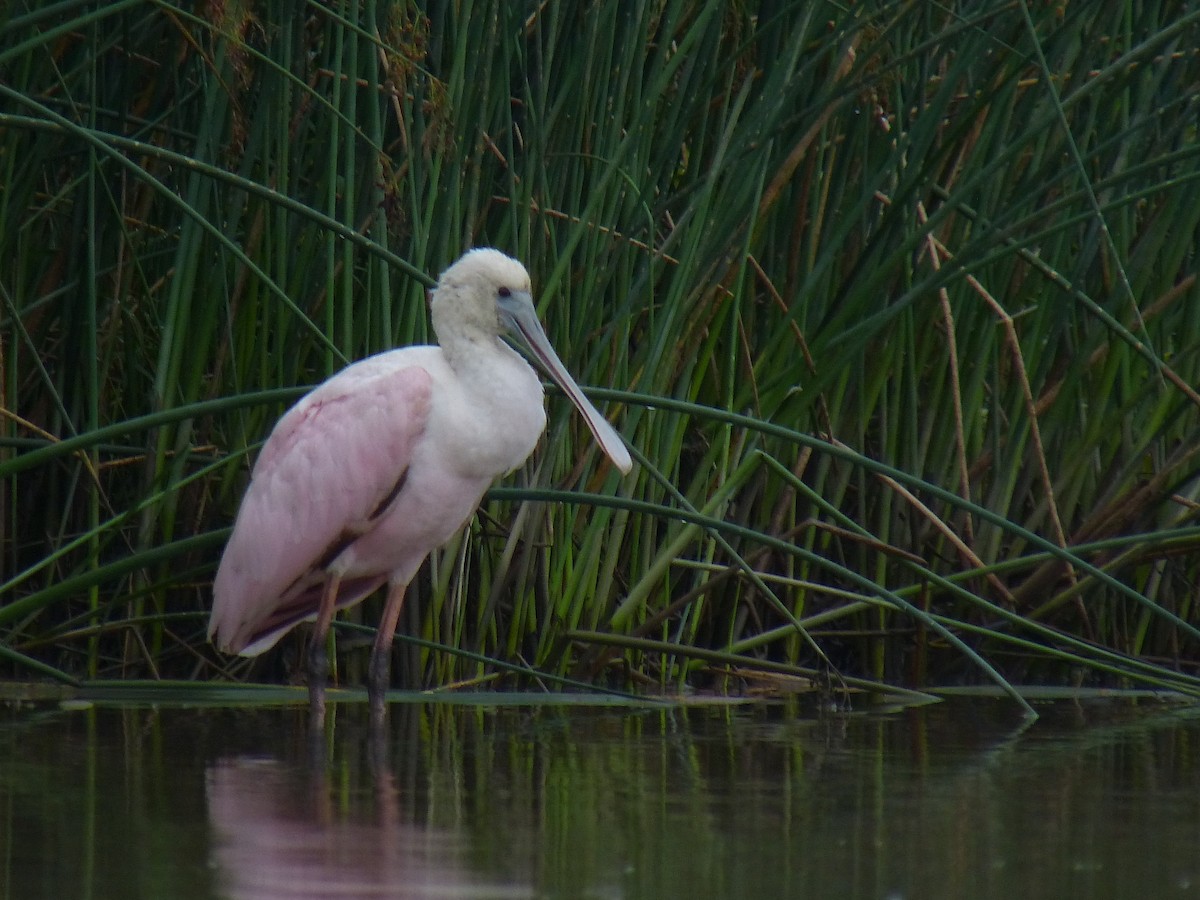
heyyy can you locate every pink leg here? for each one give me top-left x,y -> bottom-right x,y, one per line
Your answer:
368,579 -> 408,720
308,570 -> 343,728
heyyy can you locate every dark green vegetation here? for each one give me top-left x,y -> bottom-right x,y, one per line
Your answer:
2,2 -> 1200,710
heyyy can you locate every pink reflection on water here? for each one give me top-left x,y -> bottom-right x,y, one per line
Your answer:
207,757 -> 525,899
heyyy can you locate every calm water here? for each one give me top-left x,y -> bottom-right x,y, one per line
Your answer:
1,693 -> 1197,899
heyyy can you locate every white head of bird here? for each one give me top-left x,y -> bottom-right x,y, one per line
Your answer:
431,249 -> 530,350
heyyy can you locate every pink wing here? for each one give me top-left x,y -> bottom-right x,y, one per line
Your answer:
209,352 -> 434,655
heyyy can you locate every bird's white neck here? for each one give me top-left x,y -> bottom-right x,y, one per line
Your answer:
430,335 -> 547,478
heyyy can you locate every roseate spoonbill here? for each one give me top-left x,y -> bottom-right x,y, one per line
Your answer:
209,248 -> 631,718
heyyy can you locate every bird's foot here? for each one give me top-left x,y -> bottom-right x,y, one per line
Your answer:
308,680 -> 327,731
308,641 -> 330,729
367,648 -> 391,723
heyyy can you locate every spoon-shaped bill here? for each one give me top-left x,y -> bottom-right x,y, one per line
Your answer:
499,292 -> 633,474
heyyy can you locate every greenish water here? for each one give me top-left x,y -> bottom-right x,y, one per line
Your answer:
1,693 -> 1197,899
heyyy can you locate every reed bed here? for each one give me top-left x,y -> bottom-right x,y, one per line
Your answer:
2,1 -> 1199,708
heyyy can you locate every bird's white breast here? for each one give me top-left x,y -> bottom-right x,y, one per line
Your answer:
425,339 -> 547,479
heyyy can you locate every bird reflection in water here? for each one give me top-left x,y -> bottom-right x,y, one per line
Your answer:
206,751 -> 528,899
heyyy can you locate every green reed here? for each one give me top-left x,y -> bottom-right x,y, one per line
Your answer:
2,1 -> 1199,706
